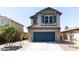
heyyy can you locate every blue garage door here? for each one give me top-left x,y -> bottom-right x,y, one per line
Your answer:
33,32 -> 55,42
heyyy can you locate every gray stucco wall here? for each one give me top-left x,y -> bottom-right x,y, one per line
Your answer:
31,10 -> 60,28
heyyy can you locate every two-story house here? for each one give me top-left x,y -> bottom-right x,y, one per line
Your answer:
0,15 -> 24,40
28,7 -> 62,42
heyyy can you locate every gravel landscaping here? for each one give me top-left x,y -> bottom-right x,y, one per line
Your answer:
58,40 -> 79,51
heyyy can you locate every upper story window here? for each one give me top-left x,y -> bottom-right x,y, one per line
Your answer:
0,19 -> 5,26
49,16 -> 53,23
1,19 -> 4,25
42,15 -> 56,25
45,16 -> 48,23
33,19 -> 37,25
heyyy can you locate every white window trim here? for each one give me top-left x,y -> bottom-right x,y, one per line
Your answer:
0,19 -> 5,26
44,15 -> 55,24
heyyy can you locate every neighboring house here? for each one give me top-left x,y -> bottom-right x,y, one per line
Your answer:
61,27 -> 79,42
27,7 -> 62,42
0,15 -> 24,40
20,32 -> 28,40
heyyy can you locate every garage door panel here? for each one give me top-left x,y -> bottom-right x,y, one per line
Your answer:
33,32 -> 55,42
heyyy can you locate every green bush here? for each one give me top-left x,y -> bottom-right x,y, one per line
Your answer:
0,36 -> 7,44
63,34 -> 68,40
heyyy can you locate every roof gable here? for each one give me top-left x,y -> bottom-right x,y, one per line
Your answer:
30,7 -> 62,19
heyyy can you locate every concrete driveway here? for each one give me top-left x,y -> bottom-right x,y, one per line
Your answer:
1,40 -> 79,51
19,42 -> 63,51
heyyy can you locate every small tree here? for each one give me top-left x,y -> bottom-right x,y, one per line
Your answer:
65,26 -> 69,30
0,24 -> 17,47
0,26 -> 7,44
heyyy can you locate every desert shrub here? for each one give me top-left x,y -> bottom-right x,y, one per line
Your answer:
63,34 -> 68,40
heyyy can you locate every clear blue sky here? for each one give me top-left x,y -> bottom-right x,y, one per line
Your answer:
0,7 -> 79,32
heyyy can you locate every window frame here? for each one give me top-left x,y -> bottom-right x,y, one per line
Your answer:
33,19 -> 37,25
43,15 -> 56,24
49,15 -> 54,24
0,19 -> 5,26
44,15 -> 49,24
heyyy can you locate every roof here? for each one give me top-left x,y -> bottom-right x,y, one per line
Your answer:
10,20 -> 24,26
61,27 -> 79,33
0,15 -> 24,26
30,7 -> 62,19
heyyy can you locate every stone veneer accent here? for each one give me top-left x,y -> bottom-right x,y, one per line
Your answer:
28,28 -> 60,42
